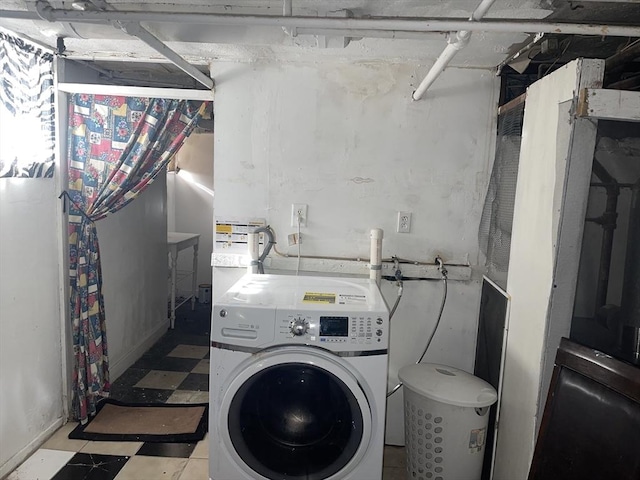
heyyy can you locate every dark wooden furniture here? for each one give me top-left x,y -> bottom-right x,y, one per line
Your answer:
528,337 -> 640,480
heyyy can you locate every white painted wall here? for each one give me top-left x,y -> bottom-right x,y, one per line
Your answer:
211,59 -> 499,445
0,179 -> 64,478
97,170 -> 170,381
493,59 -> 603,480
166,133 -> 214,293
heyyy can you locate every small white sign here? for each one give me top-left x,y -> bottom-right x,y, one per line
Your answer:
338,294 -> 367,305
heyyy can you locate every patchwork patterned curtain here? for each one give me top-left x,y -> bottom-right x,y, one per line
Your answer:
66,94 -> 206,422
0,31 -> 55,177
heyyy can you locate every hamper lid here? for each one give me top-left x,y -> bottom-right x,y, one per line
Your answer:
398,363 -> 497,408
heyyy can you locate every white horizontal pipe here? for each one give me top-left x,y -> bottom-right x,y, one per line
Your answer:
295,27 -> 446,40
213,252 -> 473,281
4,7 -> 636,37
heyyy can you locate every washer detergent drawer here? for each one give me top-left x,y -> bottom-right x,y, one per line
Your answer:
212,347 -> 374,480
212,305 -> 276,347
220,328 -> 258,340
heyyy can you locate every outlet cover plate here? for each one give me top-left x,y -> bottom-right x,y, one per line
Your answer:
397,211 -> 412,233
291,204 -> 308,227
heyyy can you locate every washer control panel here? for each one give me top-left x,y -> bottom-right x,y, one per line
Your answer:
276,311 -> 388,351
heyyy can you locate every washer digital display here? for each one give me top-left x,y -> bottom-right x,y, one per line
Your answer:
319,316 -> 349,337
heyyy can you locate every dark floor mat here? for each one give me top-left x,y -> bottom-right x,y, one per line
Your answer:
68,398 -> 208,443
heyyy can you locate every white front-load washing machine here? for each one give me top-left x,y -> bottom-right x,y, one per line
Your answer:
209,274 -> 389,480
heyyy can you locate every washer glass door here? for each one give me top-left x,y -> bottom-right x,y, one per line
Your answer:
225,349 -> 371,480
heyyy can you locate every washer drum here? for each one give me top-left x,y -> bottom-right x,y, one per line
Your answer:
399,364 -> 497,480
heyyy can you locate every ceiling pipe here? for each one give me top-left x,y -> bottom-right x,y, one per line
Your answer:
2,4 -> 636,38
294,28 -> 444,40
412,0 -> 497,101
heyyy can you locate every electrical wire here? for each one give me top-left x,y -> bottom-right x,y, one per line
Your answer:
541,37 -> 572,77
296,214 -> 301,276
387,258 -> 449,397
619,37 -> 640,53
416,269 -> 448,365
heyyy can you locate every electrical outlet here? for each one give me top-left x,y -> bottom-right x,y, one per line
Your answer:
397,211 -> 412,233
291,204 -> 308,227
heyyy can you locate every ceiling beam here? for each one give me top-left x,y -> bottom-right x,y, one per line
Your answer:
577,88 -> 640,122
1,5 -> 636,38
57,82 -> 214,100
113,21 -> 214,90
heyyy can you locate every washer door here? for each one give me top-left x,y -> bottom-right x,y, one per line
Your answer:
219,347 -> 373,480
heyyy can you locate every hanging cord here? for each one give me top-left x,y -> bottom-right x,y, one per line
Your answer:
388,257 -> 404,320
387,256 -> 449,397
252,226 -> 276,274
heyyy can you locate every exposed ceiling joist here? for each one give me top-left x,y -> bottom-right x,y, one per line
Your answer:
36,0 -> 215,90
57,82 -> 214,100
112,21 -> 214,89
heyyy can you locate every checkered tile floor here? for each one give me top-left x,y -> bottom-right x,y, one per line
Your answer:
8,302 -> 407,480
7,303 -> 212,480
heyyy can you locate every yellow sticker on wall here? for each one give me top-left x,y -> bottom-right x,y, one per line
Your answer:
303,292 -> 336,304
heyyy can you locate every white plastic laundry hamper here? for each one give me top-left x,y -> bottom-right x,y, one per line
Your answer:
398,363 -> 497,480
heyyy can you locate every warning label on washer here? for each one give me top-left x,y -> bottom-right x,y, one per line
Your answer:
469,428 -> 486,453
303,292 -> 336,304
338,294 -> 367,304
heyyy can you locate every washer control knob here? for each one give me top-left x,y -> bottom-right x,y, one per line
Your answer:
376,317 -> 383,325
376,329 -> 383,337
290,317 -> 309,336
